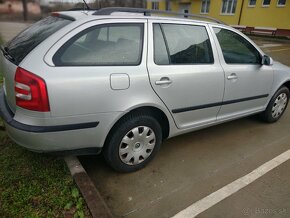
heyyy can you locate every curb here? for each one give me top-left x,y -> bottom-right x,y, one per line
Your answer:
64,156 -> 113,218
247,34 -> 290,43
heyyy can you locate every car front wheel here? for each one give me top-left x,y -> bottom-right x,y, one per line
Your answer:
261,86 -> 289,123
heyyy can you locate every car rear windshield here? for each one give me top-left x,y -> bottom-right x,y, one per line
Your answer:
5,16 -> 72,65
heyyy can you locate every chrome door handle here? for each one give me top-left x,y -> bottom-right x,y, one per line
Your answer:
155,78 -> 172,85
227,74 -> 238,80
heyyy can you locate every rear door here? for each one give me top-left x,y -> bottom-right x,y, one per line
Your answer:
147,20 -> 225,129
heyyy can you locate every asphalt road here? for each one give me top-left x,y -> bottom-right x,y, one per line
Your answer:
80,38 -> 290,218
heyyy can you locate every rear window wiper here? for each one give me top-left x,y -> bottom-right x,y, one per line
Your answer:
0,46 -> 15,63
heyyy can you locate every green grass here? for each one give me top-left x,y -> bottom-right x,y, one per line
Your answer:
0,36 -> 90,218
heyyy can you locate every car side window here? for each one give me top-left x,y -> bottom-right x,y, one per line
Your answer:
213,27 -> 261,64
53,23 -> 144,66
153,24 -> 170,65
154,23 -> 214,65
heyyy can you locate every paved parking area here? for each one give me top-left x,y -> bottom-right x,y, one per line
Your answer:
254,36 -> 290,66
80,38 -> 290,218
0,22 -> 30,42
197,160 -> 290,218
80,113 -> 290,217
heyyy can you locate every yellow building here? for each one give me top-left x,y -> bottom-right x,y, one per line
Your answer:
147,0 -> 290,34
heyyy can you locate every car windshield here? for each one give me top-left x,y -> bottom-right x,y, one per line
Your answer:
5,16 -> 72,65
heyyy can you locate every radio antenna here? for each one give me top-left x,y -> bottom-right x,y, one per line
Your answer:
82,0 -> 91,10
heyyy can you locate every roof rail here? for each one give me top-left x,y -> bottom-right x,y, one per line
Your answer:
93,7 -> 225,24
67,7 -> 93,11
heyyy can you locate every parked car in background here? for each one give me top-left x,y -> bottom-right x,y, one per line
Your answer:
1,8 -> 290,172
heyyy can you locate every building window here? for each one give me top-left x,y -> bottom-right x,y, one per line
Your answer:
262,0 -> 271,6
184,9 -> 189,18
152,2 -> 159,10
221,0 -> 237,14
166,1 -> 171,10
248,0 -> 257,6
201,0 -> 211,14
277,0 -> 286,6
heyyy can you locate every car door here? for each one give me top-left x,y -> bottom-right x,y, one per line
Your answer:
147,20 -> 225,129
210,26 -> 274,121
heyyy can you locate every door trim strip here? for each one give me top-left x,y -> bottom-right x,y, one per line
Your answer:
172,94 -> 269,114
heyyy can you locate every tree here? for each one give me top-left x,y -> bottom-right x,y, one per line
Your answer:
22,0 -> 28,21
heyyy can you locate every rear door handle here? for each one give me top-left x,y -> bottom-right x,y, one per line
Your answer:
155,77 -> 172,85
227,74 -> 238,80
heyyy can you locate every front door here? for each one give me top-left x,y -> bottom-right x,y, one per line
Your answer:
211,26 -> 274,120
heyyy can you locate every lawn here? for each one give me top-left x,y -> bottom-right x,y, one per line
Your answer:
0,37 -> 90,217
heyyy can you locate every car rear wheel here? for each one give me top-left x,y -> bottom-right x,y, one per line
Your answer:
103,113 -> 162,173
261,86 -> 289,123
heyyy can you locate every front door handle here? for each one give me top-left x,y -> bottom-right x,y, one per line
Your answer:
155,77 -> 172,85
227,74 -> 238,80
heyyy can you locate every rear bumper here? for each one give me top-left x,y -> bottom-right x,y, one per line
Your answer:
0,88 -> 99,133
0,88 -> 101,154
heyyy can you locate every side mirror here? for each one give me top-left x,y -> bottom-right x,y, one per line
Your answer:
262,55 -> 273,66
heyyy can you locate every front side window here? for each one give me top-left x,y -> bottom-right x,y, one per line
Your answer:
53,24 -> 143,66
201,0 -> 211,13
277,0 -> 286,6
221,0 -> 237,14
263,0 -> 271,6
213,28 -> 261,64
248,0 -> 257,6
154,23 -> 214,65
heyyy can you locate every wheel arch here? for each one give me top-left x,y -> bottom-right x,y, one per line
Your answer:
281,81 -> 290,97
269,80 -> 290,103
103,106 -> 171,151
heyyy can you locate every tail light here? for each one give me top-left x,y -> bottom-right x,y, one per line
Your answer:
14,67 -> 50,112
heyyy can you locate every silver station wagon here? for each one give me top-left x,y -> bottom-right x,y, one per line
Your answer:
1,8 -> 290,172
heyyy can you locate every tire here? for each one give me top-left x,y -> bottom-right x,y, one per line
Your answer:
103,113 -> 162,173
261,86 -> 289,123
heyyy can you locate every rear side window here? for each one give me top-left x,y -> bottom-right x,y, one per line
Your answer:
154,23 -> 214,65
153,24 -> 170,65
5,16 -> 72,65
213,28 -> 261,64
53,23 -> 144,66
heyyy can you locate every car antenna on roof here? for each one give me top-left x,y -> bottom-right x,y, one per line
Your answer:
82,0 -> 91,10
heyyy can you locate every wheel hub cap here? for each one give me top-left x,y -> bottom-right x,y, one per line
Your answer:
272,93 -> 288,118
119,126 -> 156,166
